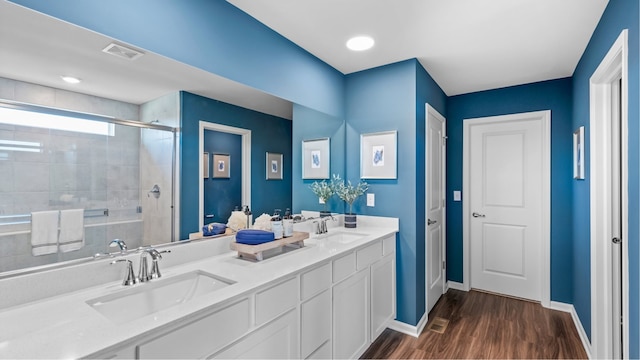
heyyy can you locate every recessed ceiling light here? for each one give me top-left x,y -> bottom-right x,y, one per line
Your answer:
346,36 -> 375,51
61,76 -> 81,84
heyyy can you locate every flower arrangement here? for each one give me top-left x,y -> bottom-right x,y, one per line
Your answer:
309,174 -> 343,212
335,177 -> 369,215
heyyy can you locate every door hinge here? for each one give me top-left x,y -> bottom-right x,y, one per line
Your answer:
442,261 -> 446,270
443,135 -> 447,146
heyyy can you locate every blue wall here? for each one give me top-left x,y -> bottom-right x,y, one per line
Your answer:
571,0 -> 639,353
292,104 -> 346,214
345,59 -> 446,326
9,0 -> 345,118
203,131 -> 242,224
180,92 -> 292,239
446,78 -> 574,305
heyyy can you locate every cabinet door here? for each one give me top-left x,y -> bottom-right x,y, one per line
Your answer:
371,254 -> 395,340
212,309 -> 299,359
301,289 -> 331,358
332,268 -> 369,359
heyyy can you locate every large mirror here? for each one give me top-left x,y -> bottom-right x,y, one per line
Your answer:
0,1 -> 314,276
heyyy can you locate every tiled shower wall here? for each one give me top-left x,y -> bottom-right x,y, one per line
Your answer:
139,92 -> 179,245
0,78 -> 150,273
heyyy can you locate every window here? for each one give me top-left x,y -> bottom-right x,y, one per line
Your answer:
0,106 -> 114,136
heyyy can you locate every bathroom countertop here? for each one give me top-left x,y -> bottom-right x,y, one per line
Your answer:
0,219 -> 398,359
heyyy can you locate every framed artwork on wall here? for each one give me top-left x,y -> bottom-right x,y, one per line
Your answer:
573,126 -> 585,180
360,130 -> 397,179
302,137 -> 330,179
203,152 -> 209,179
266,152 -> 283,180
212,154 -> 230,178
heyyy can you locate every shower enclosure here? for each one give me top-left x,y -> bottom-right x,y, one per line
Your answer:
0,101 -> 176,274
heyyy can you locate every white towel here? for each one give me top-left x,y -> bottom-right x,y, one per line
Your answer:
59,209 -> 85,252
31,211 -> 59,256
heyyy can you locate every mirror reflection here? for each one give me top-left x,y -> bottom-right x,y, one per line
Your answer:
0,1 -> 301,277
0,100 -> 176,274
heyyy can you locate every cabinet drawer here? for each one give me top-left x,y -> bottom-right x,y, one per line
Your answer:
382,234 -> 396,256
333,252 -> 356,283
137,298 -> 250,359
301,262 -> 331,300
256,277 -> 298,325
356,241 -> 382,270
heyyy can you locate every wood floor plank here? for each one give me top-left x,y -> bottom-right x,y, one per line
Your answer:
361,289 -> 587,359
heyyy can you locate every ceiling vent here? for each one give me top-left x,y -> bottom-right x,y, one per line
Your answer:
102,43 -> 144,61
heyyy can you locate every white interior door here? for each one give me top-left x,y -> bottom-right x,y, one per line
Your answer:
426,104 -> 445,313
610,78 -> 623,359
468,113 -> 547,301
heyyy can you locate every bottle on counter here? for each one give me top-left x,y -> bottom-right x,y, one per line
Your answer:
271,209 -> 283,239
283,208 -> 293,237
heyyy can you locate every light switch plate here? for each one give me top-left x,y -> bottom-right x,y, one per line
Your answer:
453,191 -> 461,202
367,193 -> 375,207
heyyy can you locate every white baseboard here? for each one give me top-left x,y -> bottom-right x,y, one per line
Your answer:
387,312 -> 428,338
446,281 -> 465,291
547,301 -> 592,359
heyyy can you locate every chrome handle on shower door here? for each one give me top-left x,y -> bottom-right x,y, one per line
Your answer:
472,212 -> 486,218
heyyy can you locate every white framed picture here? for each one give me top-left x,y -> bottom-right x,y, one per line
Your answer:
573,126 -> 585,180
203,152 -> 209,179
302,138 -> 330,179
361,130 -> 397,179
266,152 -> 283,180
212,154 -> 230,178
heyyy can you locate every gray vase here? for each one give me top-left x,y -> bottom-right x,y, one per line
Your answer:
344,213 -> 357,228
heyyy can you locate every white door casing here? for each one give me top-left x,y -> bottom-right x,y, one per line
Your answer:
463,111 -> 550,305
589,29 -> 629,360
198,121 -> 251,230
426,104 -> 446,314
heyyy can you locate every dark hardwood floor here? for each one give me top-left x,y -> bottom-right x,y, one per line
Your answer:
361,289 -> 587,359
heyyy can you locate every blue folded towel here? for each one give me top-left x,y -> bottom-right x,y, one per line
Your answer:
235,229 -> 275,245
203,223 -> 227,236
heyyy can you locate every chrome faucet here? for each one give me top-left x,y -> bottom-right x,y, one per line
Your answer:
111,259 -> 138,286
109,239 -> 128,254
139,247 -> 171,281
313,216 -> 336,235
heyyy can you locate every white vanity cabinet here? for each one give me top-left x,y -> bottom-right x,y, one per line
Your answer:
332,233 -> 396,359
85,231 -> 397,360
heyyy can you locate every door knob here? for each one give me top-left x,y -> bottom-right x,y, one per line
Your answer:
612,237 -> 622,244
472,212 -> 486,218
427,219 -> 437,226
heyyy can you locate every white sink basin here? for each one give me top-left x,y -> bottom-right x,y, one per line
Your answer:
87,270 -> 234,324
317,231 -> 368,244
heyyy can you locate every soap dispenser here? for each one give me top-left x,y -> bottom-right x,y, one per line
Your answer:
283,208 -> 293,237
271,209 -> 283,239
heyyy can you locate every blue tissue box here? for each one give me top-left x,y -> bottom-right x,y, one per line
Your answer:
235,229 -> 275,245
203,223 -> 227,237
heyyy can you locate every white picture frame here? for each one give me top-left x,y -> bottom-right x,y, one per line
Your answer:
573,126 -> 585,180
266,152 -> 283,180
212,153 -> 230,178
203,152 -> 209,179
302,138 -> 330,179
361,130 -> 397,179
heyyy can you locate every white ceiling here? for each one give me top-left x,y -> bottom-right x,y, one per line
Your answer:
0,1 -> 609,120
0,1 -> 293,120
228,0 -> 609,95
